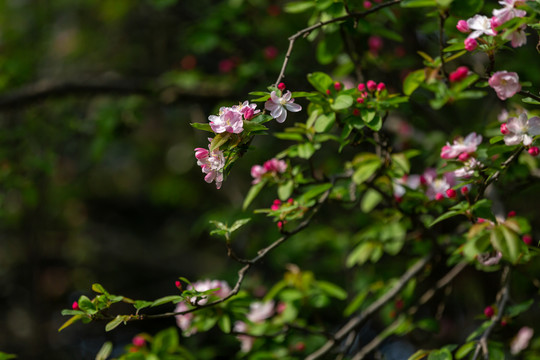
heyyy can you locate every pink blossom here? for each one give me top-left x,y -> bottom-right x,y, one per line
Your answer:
456,20 -> 470,33
509,25 -> 527,48
175,279 -> 231,336
488,71 -> 521,100
250,165 -> 266,184
251,158 -> 287,184
265,91 -> 302,123
464,38 -> 478,51
209,108 -> 244,134
466,15 -> 497,38
234,301 -> 275,352
440,132 -> 483,159
449,66 -> 469,82
425,173 -> 456,200
195,143 -> 225,189
511,327 -> 534,355
503,113 -> 540,146
454,158 -> 483,178
377,82 -> 386,92
132,335 -> 146,347
493,0 -> 527,24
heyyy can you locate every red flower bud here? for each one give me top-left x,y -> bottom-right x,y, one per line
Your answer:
175,280 -> 182,289
446,188 -> 457,198
484,306 -> 495,318
72,301 -> 79,310
326,89 -> 331,95
363,0 -> 372,8
334,82 -> 342,91
507,210 -> 516,218
367,80 -> 377,92
435,193 -> 445,201
500,123 -> 509,135
460,186 -> 469,195
356,97 -> 365,104
528,146 -> 539,156
132,335 -> 146,347
357,83 -> 366,91
376,82 -> 386,92
523,235 -> 533,245
277,82 -> 286,91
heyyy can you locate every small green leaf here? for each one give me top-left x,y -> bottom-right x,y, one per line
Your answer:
401,0 -> 436,7
243,179 -> 267,210
403,69 -> 426,95
210,133 -> 231,152
490,225 -> 521,264
331,95 -> 354,111
284,1 -> 315,13
58,315 -> 83,332
297,142 -> 316,159
456,341 -> 476,359
190,123 -> 213,132
352,159 -> 381,184
230,218 -> 251,232
490,135 -> 504,144
92,283 -> 108,295
218,314 -> 231,333
427,348 -> 452,360
95,341 -> 113,360
299,183 -> 333,203
307,72 -> 334,94
429,210 -> 463,227
278,180 -> 294,201
522,97 -> 540,105
105,315 -> 126,332
151,295 -> 184,307
134,300 -> 153,311
317,281 -> 347,300
314,113 -> 336,133
361,189 -> 382,213
243,121 -> 268,133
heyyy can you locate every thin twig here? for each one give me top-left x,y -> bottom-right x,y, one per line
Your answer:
351,262 -> 468,360
305,253 -> 433,360
274,0 -> 402,86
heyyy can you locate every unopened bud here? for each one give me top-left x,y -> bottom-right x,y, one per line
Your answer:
528,146 -> 539,156
357,83 -> 366,91
500,123 -> 509,135
277,82 -> 286,91
523,235 -> 533,245
72,301 -> 79,310
507,210 -> 516,218
334,82 -> 342,91
484,306 -> 495,318
435,193 -> 445,201
460,186 -> 469,195
446,188 -> 457,198
367,80 -> 377,92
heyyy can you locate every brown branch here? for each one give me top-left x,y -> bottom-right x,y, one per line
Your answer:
350,261 -> 468,360
518,89 -> 540,103
305,253 -> 433,360
471,266 -> 511,360
274,0 -> 402,86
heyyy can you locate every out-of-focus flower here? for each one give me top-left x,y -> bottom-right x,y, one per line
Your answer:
368,36 -> 383,55
488,71 -> 521,100
440,132 -> 482,159
175,279 -> 231,336
132,335 -> 146,347
251,158 -> 287,184
508,25 -> 527,48
234,301 -> 275,352
529,146 -> 539,156
367,80 -> 377,92
263,46 -> 278,60
511,327 -> 534,355
265,91 -> 302,123
449,66 -> 469,82
454,158 -> 483,178
493,0 -> 527,24
503,113 -> 540,146
464,38 -> 478,51
467,15 -> 497,38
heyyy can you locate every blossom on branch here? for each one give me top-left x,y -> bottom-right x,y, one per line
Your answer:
493,0 -> 527,24
234,301 -> 275,352
251,158 -> 287,184
265,91 -> 302,123
194,142 -> 226,189
502,113 -> 540,146
440,132 -> 482,159
466,15 -> 497,38
488,71 -> 521,100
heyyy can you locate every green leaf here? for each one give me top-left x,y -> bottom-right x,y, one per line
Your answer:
151,295 -> 184,307
0,352 -> 17,360
190,123 -> 213,132
299,183 -> 333,203
428,210 -> 463,227
401,0 -> 436,7
307,72 -> 334,94
152,327 -> 179,354
456,341 -> 476,359
506,299 -> 533,317
317,280 -> 347,300
297,142 -> 316,159
284,1 -> 315,13
92,283 -> 108,295
243,121 -> 268,133
278,180 -> 294,201
347,242 -> 376,267
427,348 -> 452,360
490,225 -> 521,264
317,32 -> 343,65
243,179 -> 267,210
490,135 -> 504,144
409,349 -> 431,360
210,133 -> 231,152
218,314 -> 231,333
95,341 -> 113,360
229,218 -> 251,232
331,95 -> 354,111
403,69 -> 426,95
522,97 -> 540,105
344,290 -> 368,316
58,315 -> 83,332
134,300 -> 153,311
416,318 -> 439,332
78,295 -> 97,313
314,113 -> 336,133
352,159 -> 381,184
274,132 -> 304,141
361,189 -> 382,213
105,315 -> 126,332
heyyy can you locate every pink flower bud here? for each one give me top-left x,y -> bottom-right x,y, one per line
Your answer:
352,109 -> 361,116
446,189 -> 457,198
456,20 -> 470,33
356,97 -> 365,104
460,186 -> 469,195
357,83 -> 366,91
477,218 -> 486,224
326,89 -> 331,95
243,107 -> 255,120
523,235 -> 533,245
420,176 -> 427,185
287,198 -> 294,204
458,152 -> 470,161
264,46 -> 278,60
277,82 -> 286,91
363,0 -> 372,9
435,193 -> 445,201
367,80 -> 377,92
368,36 -> 384,55
277,221 -> 284,229
484,306 -> 495,318
449,66 -> 469,83
395,195 -> 403,203
294,342 -> 306,352
72,301 -> 79,310
507,210 -> 516,217
175,280 -> 182,289
194,148 -> 209,160
464,38 -> 478,52
277,301 -> 287,314
334,82 -> 342,91
528,147 -> 539,156
132,335 -> 146,347
500,123 -> 509,134
490,17 -> 501,34
376,82 -> 386,92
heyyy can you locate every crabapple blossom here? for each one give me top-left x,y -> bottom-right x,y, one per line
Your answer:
132,335 -> 146,347
358,83 -> 366,91
175,279 -> 231,336
466,15 -> 497,39
454,158 -> 483,178
209,108 -> 243,134
251,158 -> 287,184
501,123 -> 509,134
509,25 -> 527,48
456,20 -> 469,33
194,142 -> 225,189
425,173 -> 456,200
264,91 -> 302,123
440,132 -> 482,159
464,38 -> 478,51
488,71 -> 521,100
376,82 -> 386,91
502,113 -> 540,146
511,327 -> 534,355
234,301 -> 275,352
449,66 -> 469,82
493,0 -> 527,24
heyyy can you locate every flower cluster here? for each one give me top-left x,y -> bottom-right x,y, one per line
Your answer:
393,169 -> 459,201
209,102 -> 259,134
251,158 -> 287,184
440,132 -> 482,160
234,301 -> 275,352
175,279 -> 231,336
457,0 -> 528,51
500,113 -> 540,147
195,142 -> 226,189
